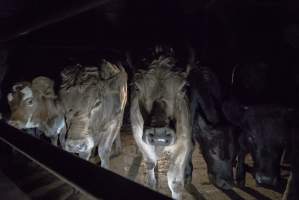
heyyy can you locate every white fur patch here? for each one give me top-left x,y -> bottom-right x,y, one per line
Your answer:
20,86 -> 33,100
56,120 -> 65,134
24,114 -> 38,128
120,86 -> 127,111
7,93 -> 13,102
84,135 -> 95,151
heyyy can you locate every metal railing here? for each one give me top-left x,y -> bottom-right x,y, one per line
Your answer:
0,121 -> 171,200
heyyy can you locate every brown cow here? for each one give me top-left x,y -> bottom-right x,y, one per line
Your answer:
60,61 -> 127,168
7,76 -> 66,146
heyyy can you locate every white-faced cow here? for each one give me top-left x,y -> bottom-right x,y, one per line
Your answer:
60,61 -> 127,169
130,46 -> 193,199
7,76 -> 66,146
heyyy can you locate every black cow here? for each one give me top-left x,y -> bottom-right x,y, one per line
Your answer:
282,110 -> 299,200
188,66 -> 238,190
223,101 -> 292,187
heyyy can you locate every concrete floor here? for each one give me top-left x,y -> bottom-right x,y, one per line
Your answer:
108,131 -> 288,200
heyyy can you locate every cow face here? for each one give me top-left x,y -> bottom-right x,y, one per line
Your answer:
61,69 -> 100,154
7,77 -> 56,130
61,61 -> 126,156
245,112 -> 287,187
63,88 -> 99,154
7,82 -> 38,129
133,56 -> 187,146
194,113 -> 236,190
142,100 -> 176,146
223,101 -> 289,186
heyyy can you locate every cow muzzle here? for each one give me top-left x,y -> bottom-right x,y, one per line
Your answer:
64,136 -> 94,153
142,127 -> 176,146
208,173 -> 233,190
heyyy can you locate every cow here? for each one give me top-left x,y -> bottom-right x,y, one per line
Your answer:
188,65 -> 238,190
129,46 -> 193,199
223,101 -> 292,187
60,61 -> 127,169
6,76 -> 66,146
282,110 -> 299,200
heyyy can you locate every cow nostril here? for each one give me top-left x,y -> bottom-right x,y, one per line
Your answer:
149,133 -> 154,138
165,132 -> 172,137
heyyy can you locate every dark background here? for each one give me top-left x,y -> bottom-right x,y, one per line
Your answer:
0,0 -> 299,109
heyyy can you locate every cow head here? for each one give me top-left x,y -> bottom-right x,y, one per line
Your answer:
132,48 -> 189,146
194,112 -> 236,190
223,100 -> 290,186
188,65 -> 236,190
7,76 -> 56,129
61,61 -> 126,155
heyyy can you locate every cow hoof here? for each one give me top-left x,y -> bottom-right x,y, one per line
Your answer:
236,180 -> 245,188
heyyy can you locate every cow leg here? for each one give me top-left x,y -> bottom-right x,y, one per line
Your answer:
79,151 -> 92,160
145,159 -> 157,189
58,126 -> 67,148
184,140 -> 195,186
236,148 -> 246,187
98,120 -> 121,169
132,125 -> 157,189
98,146 -> 111,168
50,136 -> 58,146
110,119 -> 123,158
168,143 -> 191,200
111,134 -> 122,157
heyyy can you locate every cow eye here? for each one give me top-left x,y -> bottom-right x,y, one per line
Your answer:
25,98 -> 33,106
93,100 -> 102,108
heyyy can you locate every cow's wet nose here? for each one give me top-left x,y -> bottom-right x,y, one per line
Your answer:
208,173 -> 233,190
143,127 -> 176,146
255,173 -> 278,186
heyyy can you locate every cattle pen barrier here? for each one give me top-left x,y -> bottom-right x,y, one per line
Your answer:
0,121 -> 172,200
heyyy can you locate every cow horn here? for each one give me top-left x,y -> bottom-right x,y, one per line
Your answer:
32,76 -> 56,98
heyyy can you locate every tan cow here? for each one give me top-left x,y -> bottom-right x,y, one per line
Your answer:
60,61 -> 127,168
7,76 -> 66,146
129,46 -> 193,200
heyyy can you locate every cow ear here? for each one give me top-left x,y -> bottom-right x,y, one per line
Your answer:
7,93 -> 13,102
32,76 -> 56,98
196,112 -> 212,131
222,98 -> 247,127
101,59 -> 120,79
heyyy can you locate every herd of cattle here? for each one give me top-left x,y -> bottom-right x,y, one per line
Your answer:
2,45 -> 298,199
